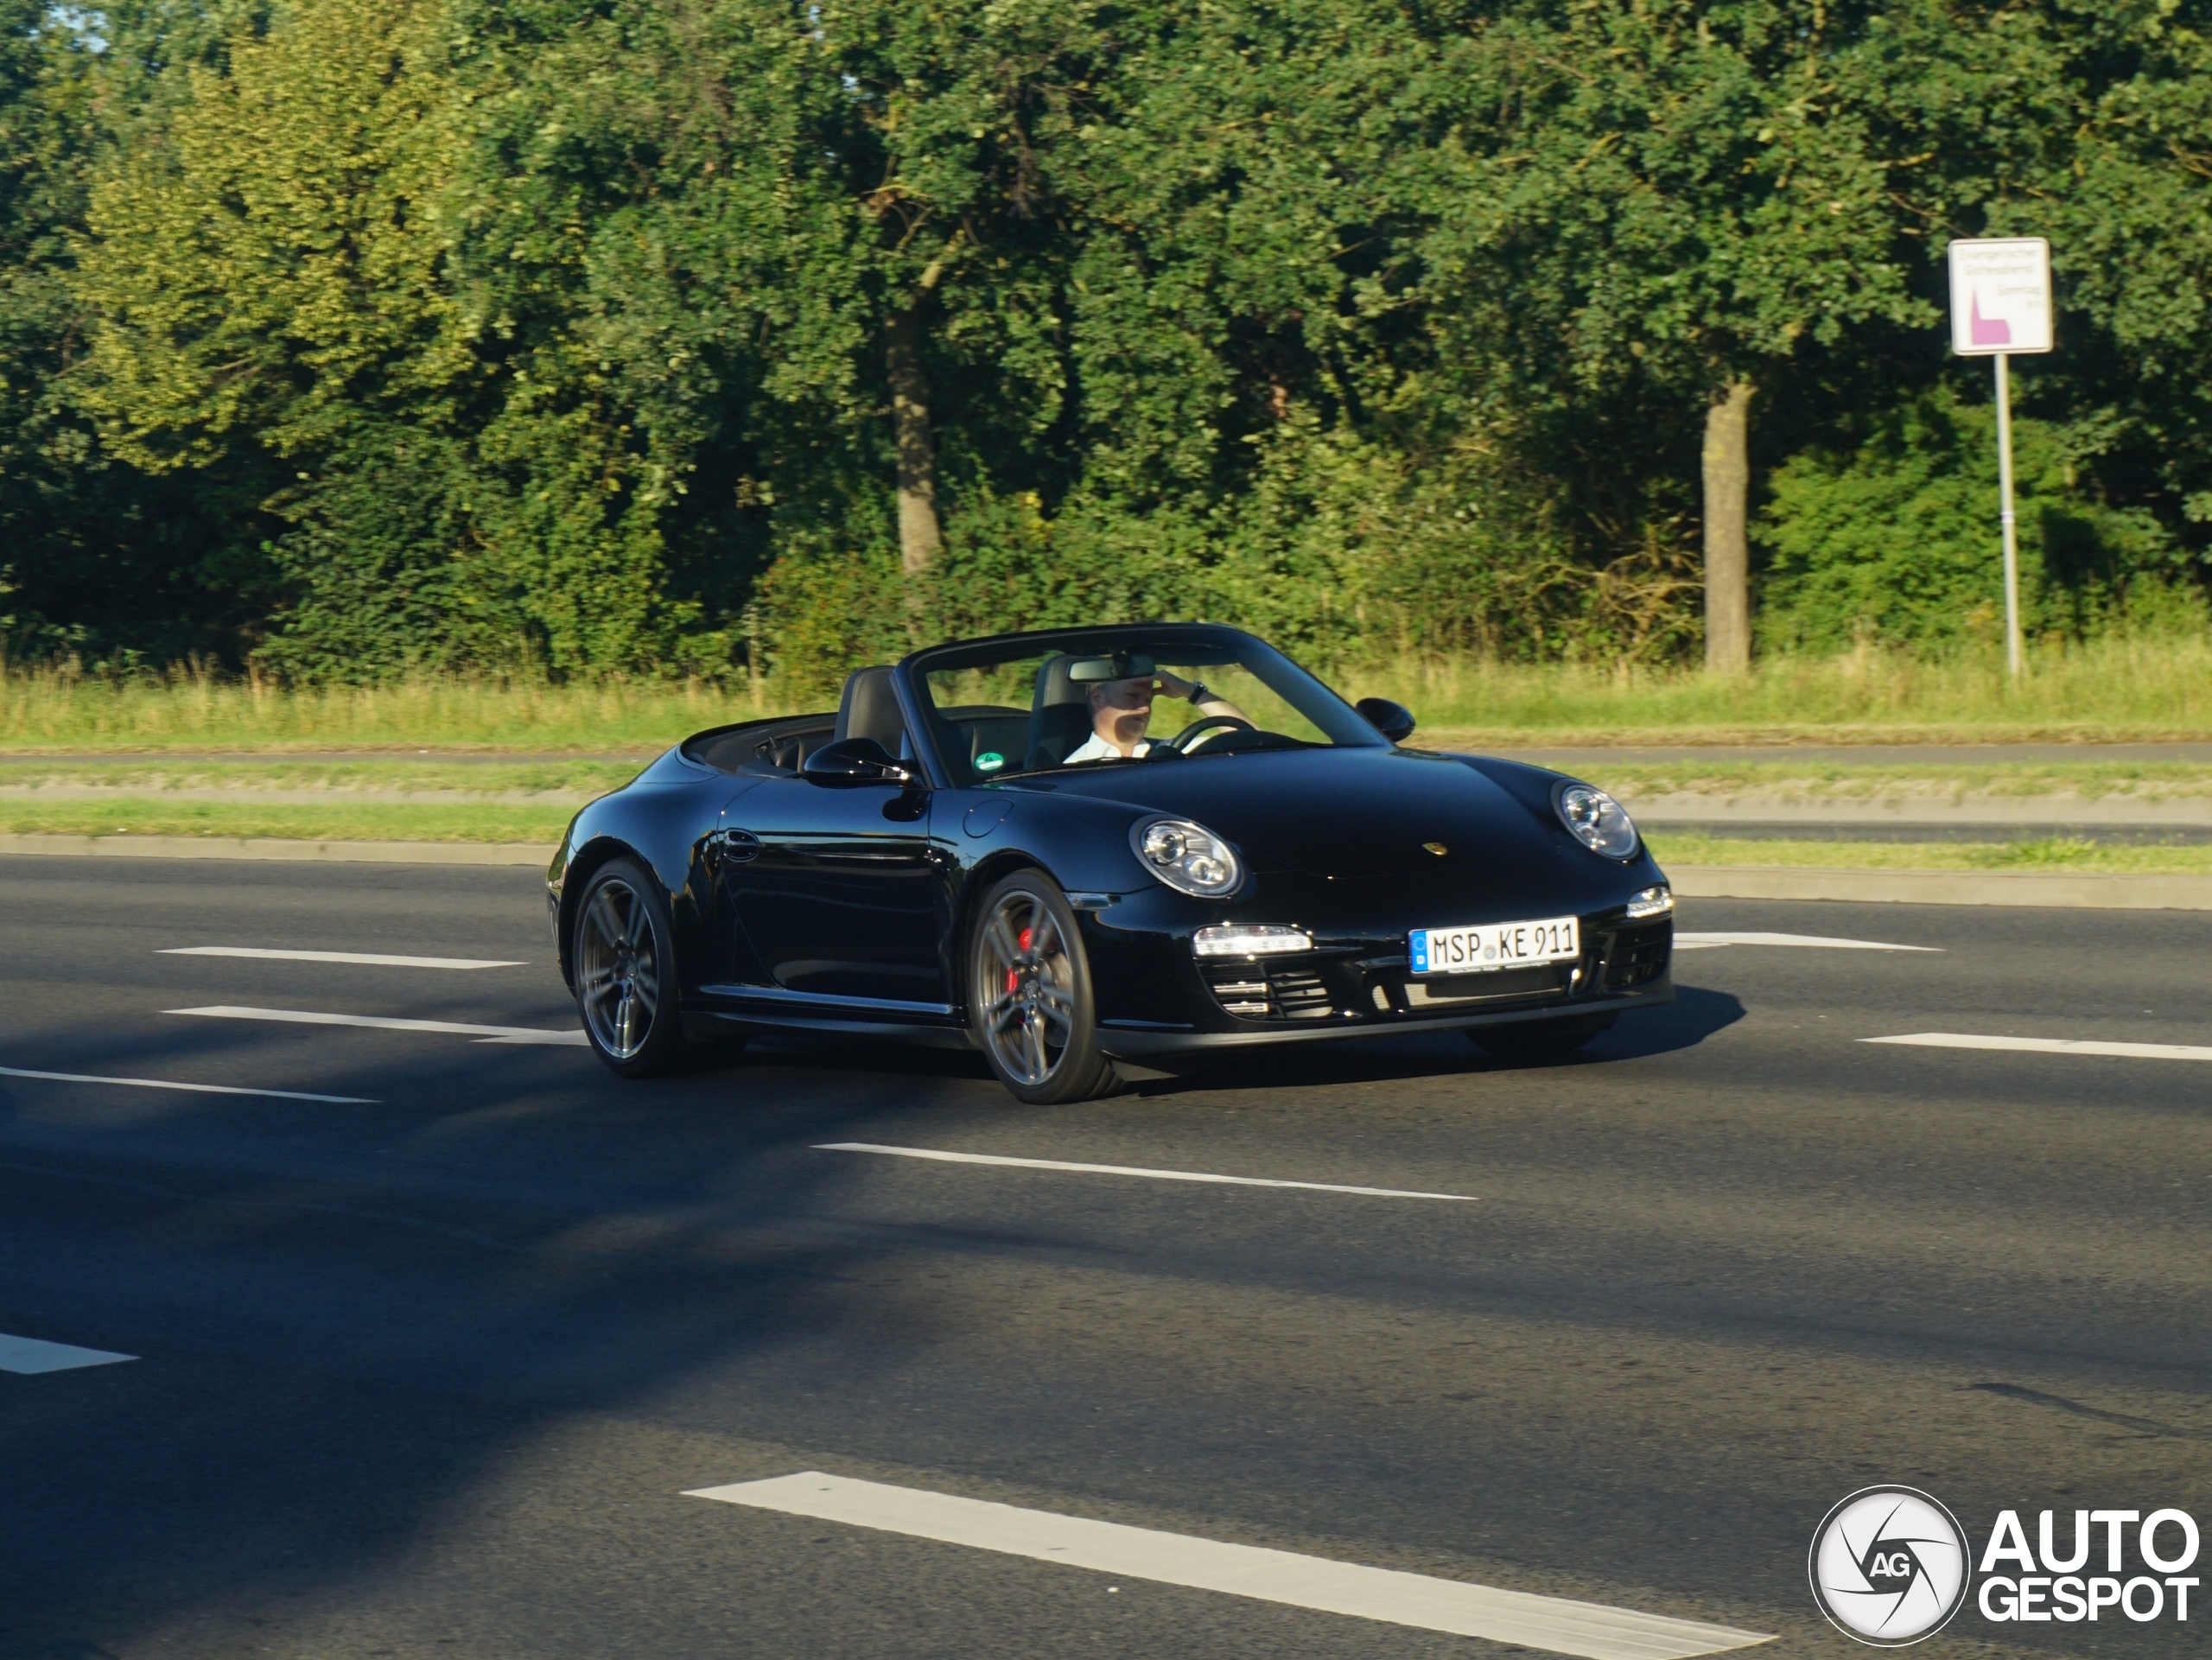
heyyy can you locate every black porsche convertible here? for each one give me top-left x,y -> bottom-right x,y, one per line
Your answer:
547,622 -> 1674,1102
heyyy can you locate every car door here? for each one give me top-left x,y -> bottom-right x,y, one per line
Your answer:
711,773 -> 951,1007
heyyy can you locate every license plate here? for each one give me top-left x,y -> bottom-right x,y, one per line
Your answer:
1410,915 -> 1580,975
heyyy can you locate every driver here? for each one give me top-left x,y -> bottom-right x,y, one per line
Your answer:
1064,671 -> 1249,764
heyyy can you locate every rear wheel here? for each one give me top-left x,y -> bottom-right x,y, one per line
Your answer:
1468,1012 -> 1616,1063
572,858 -> 688,1078
968,870 -> 1117,1105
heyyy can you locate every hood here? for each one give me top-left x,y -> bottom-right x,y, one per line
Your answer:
1007,746 -> 1574,882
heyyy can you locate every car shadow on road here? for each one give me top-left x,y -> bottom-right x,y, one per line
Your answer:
1117,984 -> 1747,1097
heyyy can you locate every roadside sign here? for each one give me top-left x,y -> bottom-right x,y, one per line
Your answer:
1948,238 -> 2053,356
1945,236 -> 2056,683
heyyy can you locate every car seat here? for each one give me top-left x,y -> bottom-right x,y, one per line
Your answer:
1024,655 -> 1096,771
836,666 -> 907,752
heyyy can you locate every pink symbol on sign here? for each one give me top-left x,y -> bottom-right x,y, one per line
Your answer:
1970,293 -> 2012,347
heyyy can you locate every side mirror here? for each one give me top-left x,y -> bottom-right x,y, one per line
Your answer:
1356,696 -> 1416,743
803,736 -> 915,786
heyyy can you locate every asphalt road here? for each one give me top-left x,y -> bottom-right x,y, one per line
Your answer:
2,856 -> 2208,1660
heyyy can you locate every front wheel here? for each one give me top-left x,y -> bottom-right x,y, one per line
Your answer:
968,870 -> 1118,1104
572,857 -> 689,1077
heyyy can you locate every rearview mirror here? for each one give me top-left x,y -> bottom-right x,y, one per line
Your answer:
1356,696 -> 1416,743
803,736 -> 915,786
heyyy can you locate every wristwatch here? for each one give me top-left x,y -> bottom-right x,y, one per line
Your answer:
1186,681 -> 1211,704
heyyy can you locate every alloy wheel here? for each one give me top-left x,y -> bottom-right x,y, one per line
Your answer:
575,875 -> 661,1060
973,887 -> 1077,1087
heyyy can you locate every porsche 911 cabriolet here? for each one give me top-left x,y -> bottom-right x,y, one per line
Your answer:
548,622 -> 1673,1102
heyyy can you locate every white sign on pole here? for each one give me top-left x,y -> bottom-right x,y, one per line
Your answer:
1945,236 -> 2055,684
1948,238 -> 2054,356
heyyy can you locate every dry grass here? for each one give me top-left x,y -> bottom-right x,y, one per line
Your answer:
1648,831 -> 2212,875
3,632 -> 2209,754
0,666 -> 785,754
0,797 -> 575,843
1349,632 -> 2212,747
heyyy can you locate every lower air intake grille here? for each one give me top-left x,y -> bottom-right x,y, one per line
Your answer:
1201,960 -> 1341,1021
1604,921 -> 1672,989
1268,967 -> 1336,1020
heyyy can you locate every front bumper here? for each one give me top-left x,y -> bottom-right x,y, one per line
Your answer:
1077,880 -> 1673,1059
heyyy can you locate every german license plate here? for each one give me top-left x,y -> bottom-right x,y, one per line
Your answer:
1410,915 -> 1579,975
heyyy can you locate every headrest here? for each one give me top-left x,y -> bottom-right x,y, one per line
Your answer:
1026,656 -> 1097,769
836,666 -> 905,747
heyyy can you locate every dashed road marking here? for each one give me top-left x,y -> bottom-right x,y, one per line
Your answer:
817,1142 -> 1476,1202
0,1332 -> 137,1375
166,1005 -> 588,1046
686,1472 -> 1772,1659
162,947 -> 524,970
1864,1032 -> 2212,1063
1674,932 -> 1940,953
0,1064 -> 373,1103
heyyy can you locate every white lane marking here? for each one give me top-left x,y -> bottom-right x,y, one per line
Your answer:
0,1064 -> 373,1103
817,1142 -> 1476,1202
162,947 -> 524,970
166,1005 -> 588,1046
1864,1032 -> 2212,1063
0,1332 -> 137,1375
1674,932 -> 1941,953
687,1472 -> 1771,1659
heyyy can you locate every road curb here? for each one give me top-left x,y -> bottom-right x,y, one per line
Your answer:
1669,864 -> 2212,911
0,833 -> 552,867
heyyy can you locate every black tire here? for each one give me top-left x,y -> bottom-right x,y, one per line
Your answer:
1468,1011 -> 1616,1062
571,857 -> 689,1078
966,868 -> 1118,1105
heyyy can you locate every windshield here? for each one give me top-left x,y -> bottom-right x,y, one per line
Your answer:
912,626 -> 1387,786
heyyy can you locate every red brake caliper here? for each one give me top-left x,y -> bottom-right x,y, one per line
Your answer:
1007,926 -> 1034,995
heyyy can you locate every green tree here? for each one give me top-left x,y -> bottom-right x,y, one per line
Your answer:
73,0 -> 510,671
1416,2 -> 1939,670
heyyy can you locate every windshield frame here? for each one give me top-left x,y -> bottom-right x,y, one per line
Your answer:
897,622 -> 1389,790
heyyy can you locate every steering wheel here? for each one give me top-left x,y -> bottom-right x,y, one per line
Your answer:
1165,715 -> 1256,754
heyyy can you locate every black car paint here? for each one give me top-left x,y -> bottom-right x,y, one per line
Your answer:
549,629 -> 1674,1059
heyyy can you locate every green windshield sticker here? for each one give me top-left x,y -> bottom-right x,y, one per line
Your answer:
976,751 -> 1005,773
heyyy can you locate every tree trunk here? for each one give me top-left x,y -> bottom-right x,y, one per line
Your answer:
885,302 -> 942,585
1701,377 -> 1754,674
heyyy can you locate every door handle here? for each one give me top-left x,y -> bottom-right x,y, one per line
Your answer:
706,828 -> 762,866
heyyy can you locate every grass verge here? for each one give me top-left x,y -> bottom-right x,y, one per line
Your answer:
1550,760 -> 2212,800
1357,633 -> 2212,745
0,798 -> 574,843
1647,832 -> 2212,875
5,801 -> 2209,875
0,759 -> 638,795
8,633 -> 2212,753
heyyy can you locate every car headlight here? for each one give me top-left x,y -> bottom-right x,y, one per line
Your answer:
1554,782 -> 1639,860
1131,817 -> 1243,898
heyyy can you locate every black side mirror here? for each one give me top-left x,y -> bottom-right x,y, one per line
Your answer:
1356,696 -> 1416,743
803,736 -> 915,786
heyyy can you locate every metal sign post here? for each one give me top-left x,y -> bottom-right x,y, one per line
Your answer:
1948,238 -> 2055,682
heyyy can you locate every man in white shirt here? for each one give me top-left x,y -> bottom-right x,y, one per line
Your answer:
1062,671 -> 1250,764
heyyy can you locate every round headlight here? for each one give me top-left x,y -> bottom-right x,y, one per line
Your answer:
1131,816 -> 1243,898
1554,782 -> 1639,860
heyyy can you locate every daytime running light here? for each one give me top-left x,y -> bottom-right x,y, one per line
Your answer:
1192,924 -> 1313,957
